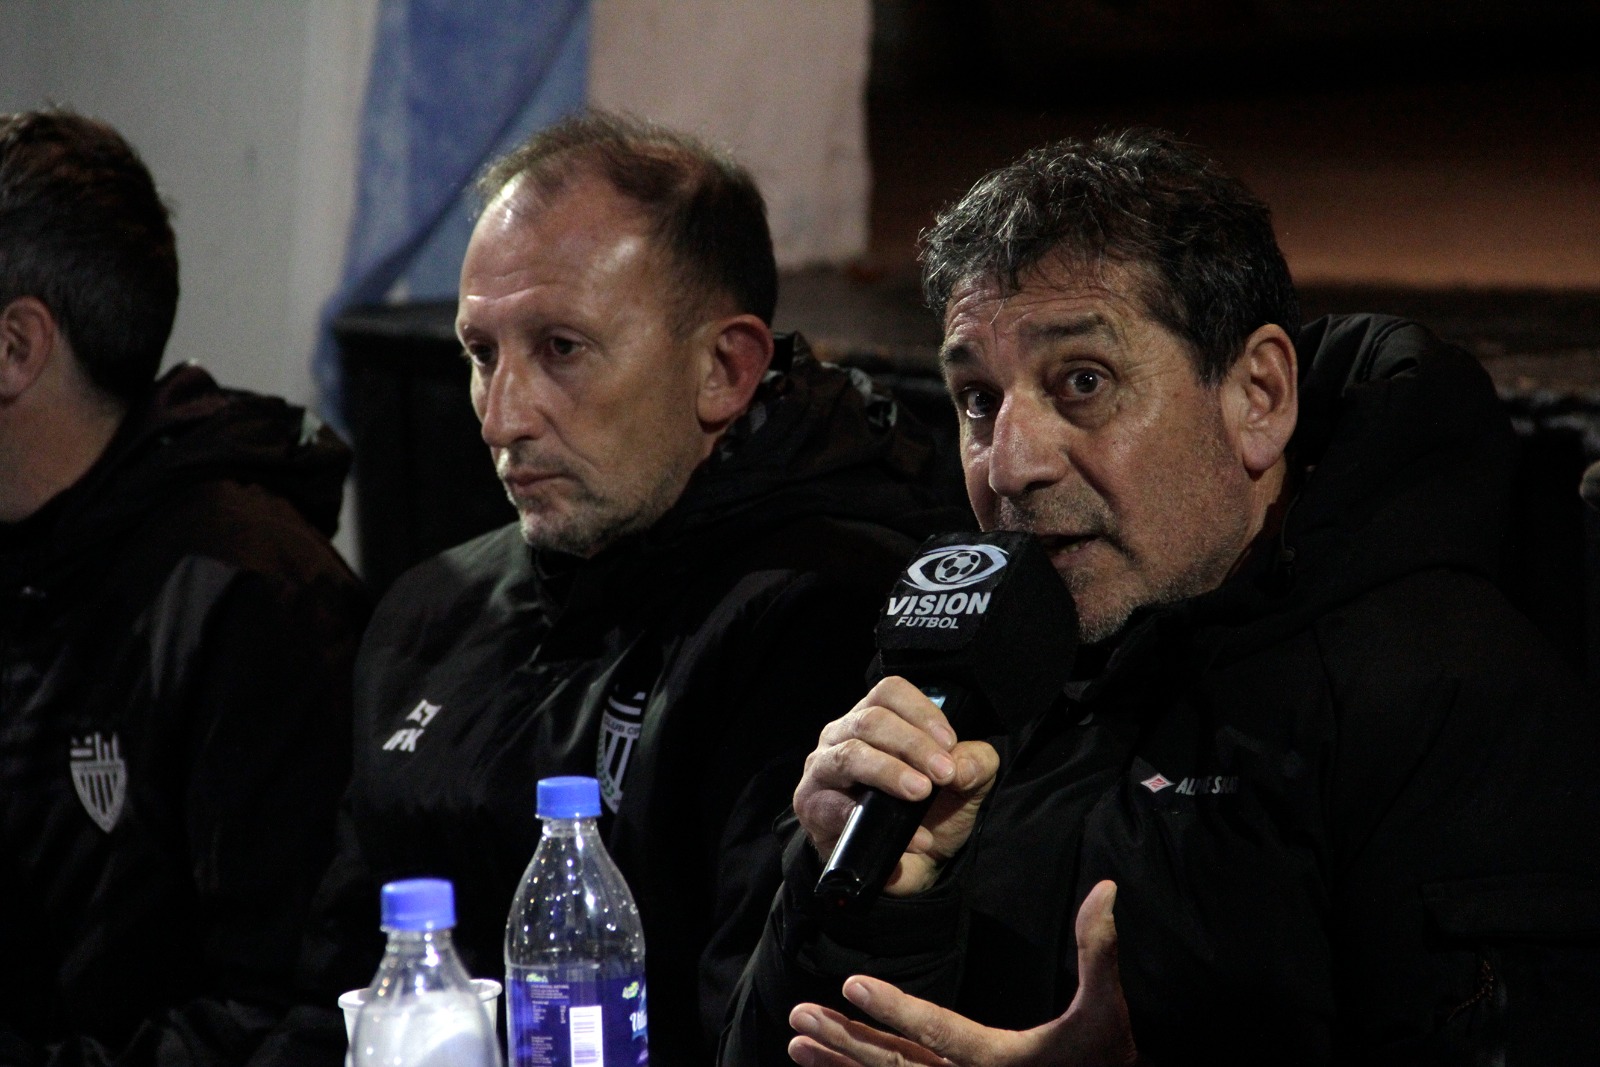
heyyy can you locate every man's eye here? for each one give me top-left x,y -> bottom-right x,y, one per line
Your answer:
461,344 -> 493,370
958,388 -> 998,421
1063,368 -> 1103,398
548,336 -> 582,361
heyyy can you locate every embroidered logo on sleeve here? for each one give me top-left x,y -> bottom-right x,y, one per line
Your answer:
382,699 -> 441,752
597,688 -> 647,813
70,732 -> 126,832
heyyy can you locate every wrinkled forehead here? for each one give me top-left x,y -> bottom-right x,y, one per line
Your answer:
465,176 -> 677,297
942,254 -> 1162,334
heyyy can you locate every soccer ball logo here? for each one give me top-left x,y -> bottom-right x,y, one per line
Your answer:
903,544 -> 1009,592
934,550 -> 984,585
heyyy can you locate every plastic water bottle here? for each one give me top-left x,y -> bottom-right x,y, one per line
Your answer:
352,878 -> 502,1067
505,776 -> 648,1066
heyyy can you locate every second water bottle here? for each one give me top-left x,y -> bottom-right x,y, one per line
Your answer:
505,776 -> 648,1067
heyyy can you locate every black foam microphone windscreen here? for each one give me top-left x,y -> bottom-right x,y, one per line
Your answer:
815,531 -> 1077,911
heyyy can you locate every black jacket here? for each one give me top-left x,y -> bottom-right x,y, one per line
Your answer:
0,365 -> 368,1067
272,348 -> 968,1067
724,315 -> 1600,1065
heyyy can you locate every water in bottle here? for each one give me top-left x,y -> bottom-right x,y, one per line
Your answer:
352,878 -> 502,1067
505,776 -> 647,1067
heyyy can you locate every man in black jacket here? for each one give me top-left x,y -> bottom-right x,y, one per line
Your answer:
725,130 -> 1600,1065
264,113 -> 962,1067
0,111 -> 367,1065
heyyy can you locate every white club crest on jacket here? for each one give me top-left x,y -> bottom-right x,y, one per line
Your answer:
69,732 -> 126,833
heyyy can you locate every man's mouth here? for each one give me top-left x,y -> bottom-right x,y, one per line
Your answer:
1038,533 -> 1099,556
502,470 -> 560,488
499,470 -> 572,505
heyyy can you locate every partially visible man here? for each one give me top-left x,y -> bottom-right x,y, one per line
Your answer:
0,110 -> 367,1065
725,129 -> 1600,1065
269,113 -> 961,1067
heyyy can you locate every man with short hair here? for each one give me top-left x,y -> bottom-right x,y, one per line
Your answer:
0,110 -> 367,1065
280,112 -> 960,1067
725,129 -> 1600,1065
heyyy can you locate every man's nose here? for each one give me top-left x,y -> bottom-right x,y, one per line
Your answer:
476,358 -> 547,449
987,395 -> 1072,499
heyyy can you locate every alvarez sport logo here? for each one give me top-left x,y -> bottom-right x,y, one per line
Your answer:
883,544 -> 1008,630
1141,770 -> 1240,796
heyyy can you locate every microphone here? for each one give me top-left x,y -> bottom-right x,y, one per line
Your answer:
814,531 -> 1078,911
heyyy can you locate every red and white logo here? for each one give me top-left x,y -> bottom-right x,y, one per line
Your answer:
1140,774 -> 1173,793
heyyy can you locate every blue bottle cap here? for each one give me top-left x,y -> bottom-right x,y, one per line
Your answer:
380,878 -> 456,931
538,776 -> 602,819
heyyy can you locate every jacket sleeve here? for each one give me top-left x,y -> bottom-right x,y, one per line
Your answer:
0,563 -> 365,1067
719,827 -> 969,1067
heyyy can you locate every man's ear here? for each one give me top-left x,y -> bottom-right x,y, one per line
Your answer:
696,314 -> 774,430
1223,323 -> 1298,477
0,296 -> 60,402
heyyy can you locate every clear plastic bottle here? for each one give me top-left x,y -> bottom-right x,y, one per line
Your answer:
352,878 -> 502,1067
505,776 -> 648,1067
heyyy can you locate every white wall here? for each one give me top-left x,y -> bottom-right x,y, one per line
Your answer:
0,0 -> 378,410
0,0 -> 872,391
590,0 -> 872,269
0,0 -> 871,570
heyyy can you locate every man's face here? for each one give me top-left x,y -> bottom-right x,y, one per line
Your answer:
941,259 -> 1260,643
457,177 -> 713,556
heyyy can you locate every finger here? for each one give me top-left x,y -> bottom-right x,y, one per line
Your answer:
795,685 -> 979,862
1053,879 -> 1137,1065
816,677 -> 955,748
790,1002 -> 950,1067
1073,880 -> 1122,1002
793,719 -> 945,859
914,741 -> 999,858
839,686 -> 960,783
804,734 -> 941,805
791,782 -> 862,857
842,976 -> 1004,1066
868,675 -> 960,748
816,705 -> 961,797
788,1034 -> 866,1067
905,825 -> 936,854
948,739 -> 999,795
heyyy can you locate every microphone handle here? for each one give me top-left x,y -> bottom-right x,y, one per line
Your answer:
814,683 -> 968,911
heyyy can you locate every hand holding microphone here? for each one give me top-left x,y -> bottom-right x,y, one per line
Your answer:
794,533 -> 1077,911
795,676 -> 1000,899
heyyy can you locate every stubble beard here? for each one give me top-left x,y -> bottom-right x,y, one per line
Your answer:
501,444 -> 699,558
992,493 -> 1134,645
994,484 -> 1243,647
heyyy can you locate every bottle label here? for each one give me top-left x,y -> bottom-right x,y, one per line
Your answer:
508,971 -> 647,1067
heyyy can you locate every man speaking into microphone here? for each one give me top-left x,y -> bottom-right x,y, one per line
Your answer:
722,130 -> 1600,1065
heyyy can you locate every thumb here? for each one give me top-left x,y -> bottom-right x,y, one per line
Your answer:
1065,878 -> 1136,1059
1074,879 -> 1122,1001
